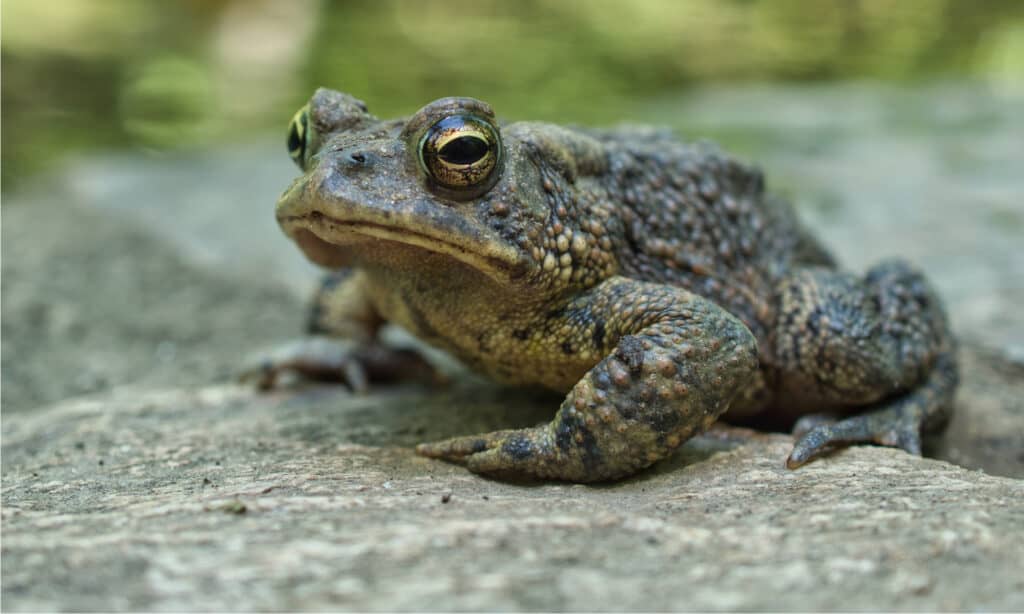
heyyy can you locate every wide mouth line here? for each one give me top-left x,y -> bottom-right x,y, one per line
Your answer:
278,212 -> 520,275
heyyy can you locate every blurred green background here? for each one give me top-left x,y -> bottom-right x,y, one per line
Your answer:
3,0 -> 1024,188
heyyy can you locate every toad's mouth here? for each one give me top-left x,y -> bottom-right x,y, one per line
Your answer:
278,212 -> 525,282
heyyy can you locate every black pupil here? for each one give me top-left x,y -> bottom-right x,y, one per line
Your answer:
438,135 -> 489,165
287,124 -> 301,152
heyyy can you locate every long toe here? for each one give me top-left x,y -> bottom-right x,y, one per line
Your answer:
415,430 -> 517,461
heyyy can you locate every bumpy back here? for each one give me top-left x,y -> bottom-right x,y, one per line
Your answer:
586,129 -> 835,338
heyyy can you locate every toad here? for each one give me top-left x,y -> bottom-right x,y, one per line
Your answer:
257,88 -> 957,482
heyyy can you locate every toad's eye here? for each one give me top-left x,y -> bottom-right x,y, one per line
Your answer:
418,114 -> 502,194
287,104 -> 310,169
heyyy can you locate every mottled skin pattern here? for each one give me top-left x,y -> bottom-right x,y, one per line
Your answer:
259,88 -> 958,482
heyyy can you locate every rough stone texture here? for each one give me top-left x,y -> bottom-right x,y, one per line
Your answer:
3,381 -> 1023,611
0,152 -> 306,414
3,83 -> 1023,610
937,347 -> 1024,479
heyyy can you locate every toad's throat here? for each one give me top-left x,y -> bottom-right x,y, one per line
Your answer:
278,212 -> 525,281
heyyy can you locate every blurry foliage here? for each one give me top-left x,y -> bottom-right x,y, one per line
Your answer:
2,0 -> 1023,188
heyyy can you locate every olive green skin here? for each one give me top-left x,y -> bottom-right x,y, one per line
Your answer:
271,88 -> 957,481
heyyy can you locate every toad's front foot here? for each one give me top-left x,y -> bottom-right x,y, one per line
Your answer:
416,426 -> 562,480
240,335 -> 443,392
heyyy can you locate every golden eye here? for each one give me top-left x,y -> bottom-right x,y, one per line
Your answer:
287,104 -> 310,169
418,114 -> 502,193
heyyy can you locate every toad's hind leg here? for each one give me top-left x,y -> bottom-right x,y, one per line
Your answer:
786,353 -> 956,467
773,259 -> 958,467
416,277 -> 759,482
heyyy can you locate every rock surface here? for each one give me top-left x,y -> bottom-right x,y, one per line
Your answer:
3,83 -> 1023,610
3,380 -> 1023,611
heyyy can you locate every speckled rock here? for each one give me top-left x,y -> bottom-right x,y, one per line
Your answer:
2,376 -> 1023,611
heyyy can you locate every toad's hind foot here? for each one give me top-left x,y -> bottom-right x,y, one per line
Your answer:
786,405 -> 922,469
786,352 -> 957,468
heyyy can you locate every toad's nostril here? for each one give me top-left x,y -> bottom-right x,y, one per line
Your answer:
332,146 -> 372,171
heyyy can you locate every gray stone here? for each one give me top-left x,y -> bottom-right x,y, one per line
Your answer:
2,377 -> 1023,611
0,178 -> 303,414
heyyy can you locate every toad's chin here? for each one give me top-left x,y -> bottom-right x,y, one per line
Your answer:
278,212 -> 527,283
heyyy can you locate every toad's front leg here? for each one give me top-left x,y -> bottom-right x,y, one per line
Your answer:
417,277 -> 759,482
241,269 -> 440,391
